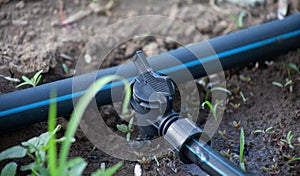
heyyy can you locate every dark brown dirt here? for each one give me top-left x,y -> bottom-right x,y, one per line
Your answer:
0,0 -> 300,175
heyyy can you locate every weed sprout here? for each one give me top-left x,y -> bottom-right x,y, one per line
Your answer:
116,117 -> 134,141
16,70 -> 43,88
1,75 -> 130,175
239,127 -> 246,171
202,100 -> 221,121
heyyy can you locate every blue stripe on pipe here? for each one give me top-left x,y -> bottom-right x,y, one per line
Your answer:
185,143 -> 225,175
191,138 -> 243,175
1,29 -> 300,117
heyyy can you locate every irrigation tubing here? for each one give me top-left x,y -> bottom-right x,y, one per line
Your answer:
184,137 -> 247,176
0,13 -> 300,131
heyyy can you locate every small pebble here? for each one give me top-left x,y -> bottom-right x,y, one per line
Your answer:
134,163 -> 142,176
12,20 -> 28,26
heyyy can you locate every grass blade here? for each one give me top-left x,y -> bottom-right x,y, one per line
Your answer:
58,75 -> 131,172
47,91 -> 58,176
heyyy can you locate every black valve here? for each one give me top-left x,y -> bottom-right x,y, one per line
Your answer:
130,50 -> 248,176
130,50 -> 176,136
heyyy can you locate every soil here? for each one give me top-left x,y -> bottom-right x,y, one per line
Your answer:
0,0 -> 300,175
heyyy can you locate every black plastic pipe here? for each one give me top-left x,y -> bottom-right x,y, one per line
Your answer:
184,137 -> 247,176
0,14 -> 300,131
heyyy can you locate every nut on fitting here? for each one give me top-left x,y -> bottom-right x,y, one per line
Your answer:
164,118 -> 203,163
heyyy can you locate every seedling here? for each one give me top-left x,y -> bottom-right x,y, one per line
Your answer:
239,91 -> 247,104
232,120 -> 240,130
218,130 -> 227,140
92,162 -> 123,176
220,150 -> 234,161
262,164 -> 279,174
62,63 -> 70,76
288,157 -> 300,163
229,11 -> 246,28
205,86 -> 232,101
272,79 -> 293,92
116,117 -> 134,141
254,127 -> 274,135
231,86 -> 240,95
16,70 -> 43,88
229,102 -> 240,112
202,100 -> 221,121
153,155 -> 160,167
280,131 -> 295,149
239,127 -> 246,171
1,75 -> 130,175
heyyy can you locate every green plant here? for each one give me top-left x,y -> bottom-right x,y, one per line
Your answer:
91,162 -> 123,176
62,63 -> 70,76
239,127 -> 246,171
239,91 -> 247,104
218,130 -> 227,140
205,86 -> 232,101
1,75 -> 130,175
229,11 -> 246,28
202,100 -> 221,121
229,102 -> 240,112
272,79 -> 293,92
153,156 -> 160,167
254,127 -> 273,134
287,63 -> 300,75
232,120 -> 240,129
280,131 -> 295,149
116,117 -> 134,142
262,164 -> 279,174
16,70 -> 43,88
288,157 -> 300,163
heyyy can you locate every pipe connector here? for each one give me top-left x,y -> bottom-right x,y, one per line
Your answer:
164,118 -> 203,163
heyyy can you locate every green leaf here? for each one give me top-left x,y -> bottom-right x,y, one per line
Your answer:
116,124 -> 128,133
21,76 -> 32,84
202,101 -> 213,110
210,87 -> 232,95
20,162 -> 35,171
237,11 -> 246,28
35,75 -> 42,86
21,132 -> 51,151
239,127 -> 245,164
0,162 -> 17,176
288,157 -> 300,163
0,146 -> 27,162
91,162 -> 123,176
22,125 -> 61,152
254,130 -> 263,134
265,127 -> 273,132
55,136 -> 75,143
15,82 -> 30,88
33,70 -> 43,84
66,157 -> 87,176
284,80 -> 293,87
128,117 -> 134,130
35,165 -> 49,176
240,161 -> 246,171
47,92 -> 58,176
59,75 -> 130,168
126,133 -> 131,142
287,63 -> 300,74
272,81 -> 283,88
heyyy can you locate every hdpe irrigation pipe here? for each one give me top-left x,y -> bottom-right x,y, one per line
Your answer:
0,13 -> 300,131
